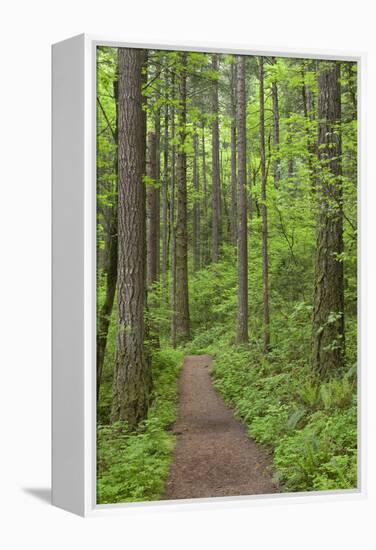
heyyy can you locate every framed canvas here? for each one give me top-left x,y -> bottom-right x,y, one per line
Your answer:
52,34 -> 366,517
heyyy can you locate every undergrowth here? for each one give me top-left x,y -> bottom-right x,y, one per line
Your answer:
96,348 -> 183,504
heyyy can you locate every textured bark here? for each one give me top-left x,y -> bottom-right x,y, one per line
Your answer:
192,132 -> 201,271
96,79 -> 118,402
312,62 -> 345,378
230,60 -> 238,247
236,56 -> 248,344
271,58 -> 281,189
112,48 -> 149,428
211,54 -> 221,262
175,53 -> 190,344
259,57 -> 271,353
146,132 -> 159,286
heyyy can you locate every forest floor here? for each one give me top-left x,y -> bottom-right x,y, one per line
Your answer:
163,354 -> 278,500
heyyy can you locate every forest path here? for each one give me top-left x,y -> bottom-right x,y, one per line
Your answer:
163,354 -> 278,500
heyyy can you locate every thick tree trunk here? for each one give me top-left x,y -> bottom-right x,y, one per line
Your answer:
96,79 -> 118,402
236,56 -> 248,344
271,57 -> 281,189
112,48 -> 149,428
312,61 -> 345,378
211,54 -> 221,262
259,57 -> 271,353
192,132 -> 201,271
175,53 -> 190,344
230,60 -> 238,247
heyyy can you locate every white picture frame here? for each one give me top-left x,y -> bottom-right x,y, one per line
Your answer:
52,33 -> 366,517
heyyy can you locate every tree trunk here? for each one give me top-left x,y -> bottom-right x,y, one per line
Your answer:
154,107 -> 161,281
230,60 -> 238,247
175,53 -> 190,344
312,61 -> 345,378
271,57 -> 281,189
201,121 -> 209,266
146,132 -> 159,286
192,131 -> 201,271
170,82 -> 177,348
111,48 -> 149,428
211,54 -> 221,262
236,56 -> 248,344
161,98 -> 169,291
259,57 -> 271,353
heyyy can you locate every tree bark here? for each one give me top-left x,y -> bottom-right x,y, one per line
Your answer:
111,48 -> 149,428
201,121 -> 209,266
161,98 -> 169,291
170,80 -> 177,348
211,54 -> 221,262
312,61 -> 345,378
259,57 -> 271,353
146,132 -> 159,287
192,131 -> 201,271
236,56 -> 248,344
175,53 -> 190,344
271,57 -> 281,189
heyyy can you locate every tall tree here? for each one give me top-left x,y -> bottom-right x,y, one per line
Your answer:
271,57 -> 281,189
112,48 -> 149,428
175,53 -> 190,343
192,131 -> 201,271
146,132 -> 159,286
201,121 -> 209,266
230,59 -> 238,246
211,54 -> 221,262
259,57 -> 271,352
236,55 -> 248,344
312,61 -> 345,378
161,96 -> 169,291
170,77 -> 177,347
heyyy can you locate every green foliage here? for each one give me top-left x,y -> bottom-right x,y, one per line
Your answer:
97,348 -> 183,504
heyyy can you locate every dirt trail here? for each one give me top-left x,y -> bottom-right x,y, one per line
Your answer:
163,354 -> 278,500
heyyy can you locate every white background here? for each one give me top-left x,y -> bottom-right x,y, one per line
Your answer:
1,0 -> 375,548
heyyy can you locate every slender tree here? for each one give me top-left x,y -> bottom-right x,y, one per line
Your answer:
259,57 -> 271,352
230,59 -> 238,247
111,48 -> 149,428
201,121 -> 209,265
236,55 -> 248,344
170,78 -> 177,347
211,54 -> 221,262
161,96 -> 169,291
312,61 -> 345,378
270,57 -> 281,189
192,131 -> 201,271
175,53 -> 190,343
146,132 -> 159,286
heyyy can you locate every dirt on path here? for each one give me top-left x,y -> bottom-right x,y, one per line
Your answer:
163,355 -> 278,500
